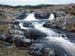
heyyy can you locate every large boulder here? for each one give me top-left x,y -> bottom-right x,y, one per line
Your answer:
23,29 -> 47,39
35,12 -> 50,19
14,35 -> 32,47
43,22 -> 52,28
29,43 -> 44,56
16,11 -> 27,20
0,33 -> 13,43
22,22 -> 34,28
42,48 -> 56,56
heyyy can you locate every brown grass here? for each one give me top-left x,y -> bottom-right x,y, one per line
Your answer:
0,41 -> 32,56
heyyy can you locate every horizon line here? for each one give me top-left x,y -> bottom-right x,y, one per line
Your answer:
0,3 -> 75,6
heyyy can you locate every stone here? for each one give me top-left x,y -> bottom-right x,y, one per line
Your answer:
43,22 -> 52,28
13,34 -> 32,47
43,48 -> 55,56
35,12 -> 50,19
29,43 -> 44,56
24,29 -> 47,39
22,22 -> 34,28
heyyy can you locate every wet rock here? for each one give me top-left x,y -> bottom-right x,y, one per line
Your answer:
12,34 -> 25,39
29,50 -> 42,56
14,35 -> 32,47
0,33 -> 13,43
20,37 -> 31,43
43,22 -> 52,28
42,48 -> 55,56
22,22 -> 34,28
14,29 -> 24,35
16,11 -> 27,20
0,33 -> 7,40
23,29 -> 47,39
29,43 -> 44,50
5,34 -> 13,43
35,12 -> 50,19
9,29 -> 24,35
12,21 -> 19,25
29,43 -> 44,56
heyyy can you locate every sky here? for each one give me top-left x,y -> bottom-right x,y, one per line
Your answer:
0,0 -> 75,6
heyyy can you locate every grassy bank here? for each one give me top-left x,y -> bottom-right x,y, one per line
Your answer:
0,41 -> 31,56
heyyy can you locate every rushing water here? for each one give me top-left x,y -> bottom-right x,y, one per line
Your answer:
19,13 -> 75,56
49,13 -> 55,20
23,12 -> 37,21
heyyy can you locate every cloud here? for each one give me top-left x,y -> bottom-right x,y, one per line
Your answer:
0,0 -> 75,6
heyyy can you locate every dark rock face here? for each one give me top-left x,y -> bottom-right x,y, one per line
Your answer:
42,48 -> 55,56
16,11 -> 50,20
12,21 -> 19,25
0,33 -> 13,43
43,22 -> 52,28
24,29 -> 47,39
29,43 -> 44,56
35,13 -> 50,19
16,11 -> 27,20
29,43 -> 56,56
15,36 -> 32,47
23,22 -> 34,28
0,33 -> 7,41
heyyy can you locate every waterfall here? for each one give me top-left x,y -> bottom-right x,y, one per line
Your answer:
49,13 -> 55,20
23,12 -> 37,21
18,13 -> 75,56
33,21 -> 75,56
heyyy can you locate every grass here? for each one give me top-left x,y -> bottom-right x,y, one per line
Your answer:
0,47 -> 32,56
0,41 -> 32,56
0,23 -> 9,32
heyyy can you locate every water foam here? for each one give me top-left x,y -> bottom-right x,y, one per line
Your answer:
49,13 -> 55,20
19,13 -> 75,56
23,12 -> 37,21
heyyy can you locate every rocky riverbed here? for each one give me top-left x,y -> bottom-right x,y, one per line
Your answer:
0,4 -> 75,56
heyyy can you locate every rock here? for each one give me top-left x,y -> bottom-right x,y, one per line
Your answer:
14,35 -> 32,47
29,43 -> 44,56
43,22 -> 52,28
14,29 -> 24,35
0,33 -> 7,40
24,29 -> 47,39
29,43 -> 44,50
0,33 -> 13,43
12,21 -> 19,25
5,34 -> 13,43
20,37 -> 31,43
43,48 -> 55,56
12,34 -> 25,39
35,12 -> 50,19
30,50 -> 42,56
56,11 -> 66,17
22,22 -> 34,28
16,11 -> 27,20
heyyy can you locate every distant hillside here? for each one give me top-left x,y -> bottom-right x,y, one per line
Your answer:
0,4 -> 54,9
0,3 -> 75,20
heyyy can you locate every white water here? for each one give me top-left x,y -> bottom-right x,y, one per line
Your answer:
19,13 -> 75,56
23,12 -> 37,21
19,23 -> 33,30
49,13 -> 55,20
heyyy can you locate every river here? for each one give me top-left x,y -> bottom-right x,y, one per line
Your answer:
18,12 -> 75,56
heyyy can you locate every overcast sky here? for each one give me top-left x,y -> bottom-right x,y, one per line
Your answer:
0,0 -> 75,6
